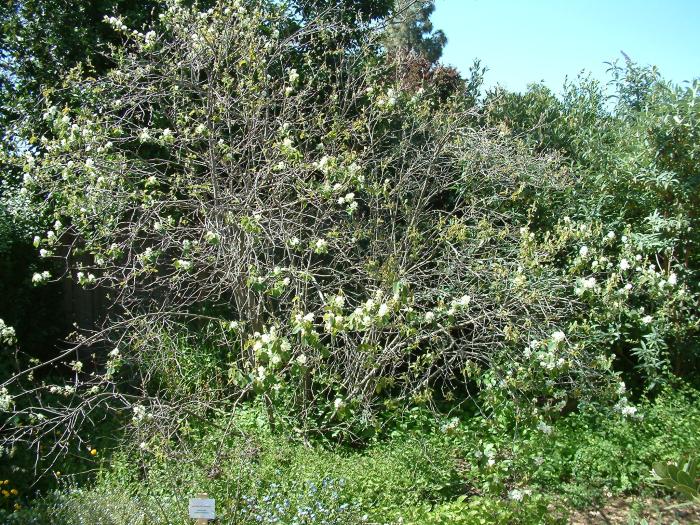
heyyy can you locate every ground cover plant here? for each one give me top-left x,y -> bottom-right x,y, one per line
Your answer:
1,0 -> 699,523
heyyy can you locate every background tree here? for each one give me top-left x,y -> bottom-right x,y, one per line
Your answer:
384,0 -> 446,63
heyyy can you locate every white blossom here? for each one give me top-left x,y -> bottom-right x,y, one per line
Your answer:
583,277 -> 597,289
32,271 -> 51,284
457,295 -> 471,307
621,405 -> 637,417
204,230 -> 220,244
0,319 -> 17,346
551,331 -> 566,343
176,259 -> 192,271
132,404 -> 147,422
138,128 -> 151,142
508,489 -> 524,502
537,421 -> 553,435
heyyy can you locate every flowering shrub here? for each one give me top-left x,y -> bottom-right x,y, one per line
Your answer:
1,0 -> 612,454
1,1 -> 700,522
486,62 -> 700,391
0,319 -> 16,347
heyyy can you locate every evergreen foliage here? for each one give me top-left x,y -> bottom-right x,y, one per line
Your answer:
384,0 -> 446,63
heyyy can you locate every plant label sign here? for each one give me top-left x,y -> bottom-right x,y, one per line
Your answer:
189,498 -> 216,520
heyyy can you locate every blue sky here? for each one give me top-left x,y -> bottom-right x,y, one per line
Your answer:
431,0 -> 700,94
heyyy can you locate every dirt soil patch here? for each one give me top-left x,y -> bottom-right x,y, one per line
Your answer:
568,498 -> 700,524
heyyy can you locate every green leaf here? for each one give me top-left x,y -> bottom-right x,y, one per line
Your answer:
676,470 -> 697,492
674,484 -> 698,500
653,461 -> 669,479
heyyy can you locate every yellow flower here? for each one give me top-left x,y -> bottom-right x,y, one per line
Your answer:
14,503 -> 21,510
90,448 -> 98,456
2,490 -> 9,497
10,489 -> 18,495
2,480 -> 8,485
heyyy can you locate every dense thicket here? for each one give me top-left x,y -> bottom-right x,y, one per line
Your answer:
6,0 -> 588,450
485,63 -> 700,385
0,0 -> 698,522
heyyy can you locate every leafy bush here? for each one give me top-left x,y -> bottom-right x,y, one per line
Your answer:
444,383 -> 700,507
408,495 -> 565,525
486,62 -> 700,389
2,1 -> 700,523
5,0 -> 612,460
